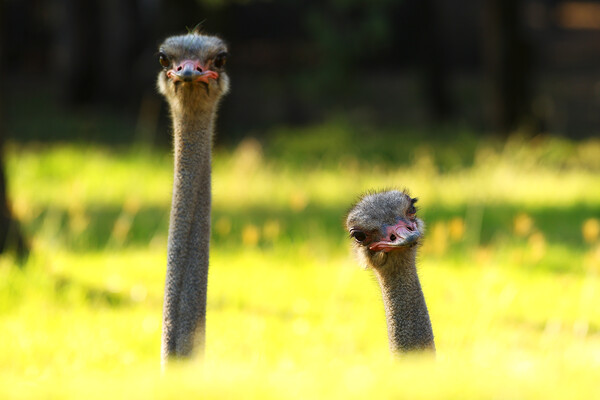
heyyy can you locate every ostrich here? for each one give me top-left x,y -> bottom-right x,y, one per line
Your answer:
156,30 -> 230,363
346,190 -> 435,354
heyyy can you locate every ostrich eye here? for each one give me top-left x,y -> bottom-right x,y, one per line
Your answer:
351,230 -> 367,243
214,52 -> 228,68
158,52 -> 170,68
407,197 -> 418,217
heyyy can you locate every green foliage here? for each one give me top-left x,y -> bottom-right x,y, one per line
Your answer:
299,1 -> 395,98
1,122 -> 600,398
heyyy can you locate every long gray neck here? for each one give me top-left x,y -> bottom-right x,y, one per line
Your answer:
373,251 -> 435,354
161,104 -> 216,364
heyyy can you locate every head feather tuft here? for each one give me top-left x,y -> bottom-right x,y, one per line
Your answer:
187,21 -> 206,35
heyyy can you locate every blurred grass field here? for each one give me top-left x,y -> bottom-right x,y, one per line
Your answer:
1,121 -> 600,399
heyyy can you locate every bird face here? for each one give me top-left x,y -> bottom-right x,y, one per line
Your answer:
346,190 -> 424,268
157,33 -> 230,102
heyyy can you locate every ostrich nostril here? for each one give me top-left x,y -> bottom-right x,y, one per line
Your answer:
390,234 -> 397,241
406,225 -> 414,232
196,66 -> 203,72
177,66 -> 183,71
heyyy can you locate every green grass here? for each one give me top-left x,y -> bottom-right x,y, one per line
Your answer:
2,123 -> 600,398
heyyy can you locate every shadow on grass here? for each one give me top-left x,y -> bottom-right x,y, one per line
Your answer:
24,201 -> 596,255
54,275 -> 134,308
15,201 -> 596,308
263,120 -> 482,170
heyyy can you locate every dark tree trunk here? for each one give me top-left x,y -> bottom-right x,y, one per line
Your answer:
57,0 -> 102,104
0,139 -> 28,262
100,0 -> 148,106
483,0 -> 533,133
0,1 -> 29,262
419,0 -> 453,122
56,0 -> 168,108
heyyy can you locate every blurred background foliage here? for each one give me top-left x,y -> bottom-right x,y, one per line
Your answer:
4,0 -> 600,144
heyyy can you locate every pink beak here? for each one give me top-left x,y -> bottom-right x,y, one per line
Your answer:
167,60 -> 219,84
368,219 -> 420,252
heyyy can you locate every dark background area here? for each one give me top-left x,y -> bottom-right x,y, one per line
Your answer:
1,0 -> 600,257
3,0 -> 600,142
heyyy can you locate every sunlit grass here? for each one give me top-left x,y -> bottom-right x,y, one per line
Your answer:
2,124 -> 600,398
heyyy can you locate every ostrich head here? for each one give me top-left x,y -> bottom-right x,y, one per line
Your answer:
346,190 -> 425,269
157,31 -> 230,111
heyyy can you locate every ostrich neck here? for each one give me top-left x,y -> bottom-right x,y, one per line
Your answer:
161,104 -> 216,363
373,251 -> 435,354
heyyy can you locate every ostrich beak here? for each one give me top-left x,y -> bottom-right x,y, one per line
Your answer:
167,60 -> 219,84
368,219 -> 421,252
